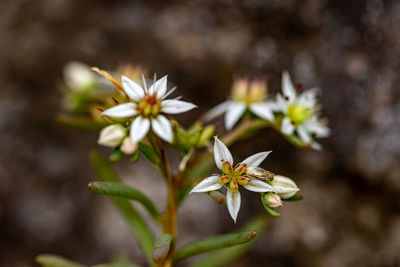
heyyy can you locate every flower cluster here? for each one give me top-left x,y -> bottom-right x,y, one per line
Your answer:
205,71 -> 329,149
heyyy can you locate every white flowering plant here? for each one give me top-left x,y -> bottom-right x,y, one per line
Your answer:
37,63 -> 329,267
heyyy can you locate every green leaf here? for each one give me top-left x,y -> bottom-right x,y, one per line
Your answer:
130,149 -> 140,163
88,181 -> 160,220
109,148 -> 124,162
138,142 -> 160,165
56,113 -> 106,131
35,254 -> 86,267
261,195 -> 280,218
186,216 -> 268,267
152,234 -> 174,263
90,150 -> 155,266
283,192 -> 304,201
91,254 -> 140,267
174,230 -> 256,262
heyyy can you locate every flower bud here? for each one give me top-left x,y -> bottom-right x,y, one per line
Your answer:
221,161 -> 233,175
120,137 -> 138,155
219,175 -> 231,184
237,176 -> 250,186
263,192 -> 282,208
64,61 -> 95,92
98,124 -> 127,147
198,125 -> 215,147
229,179 -> 239,192
271,175 -> 299,199
245,167 -> 275,181
209,190 -> 226,204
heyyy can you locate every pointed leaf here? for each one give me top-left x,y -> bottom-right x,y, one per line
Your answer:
138,142 -> 160,165
186,216 -> 268,267
88,181 -> 160,220
152,234 -> 174,263
35,254 -> 85,267
90,151 -> 155,265
174,230 -> 256,262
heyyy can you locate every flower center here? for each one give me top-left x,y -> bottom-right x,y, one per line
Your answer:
136,94 -> 161,118
287,104 -> 310,124
219,163 -> 250,192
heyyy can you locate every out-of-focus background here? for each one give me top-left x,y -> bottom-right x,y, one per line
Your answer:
1,0 -> 400,266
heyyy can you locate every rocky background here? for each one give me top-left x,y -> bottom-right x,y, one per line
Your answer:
1,0 -> 400,266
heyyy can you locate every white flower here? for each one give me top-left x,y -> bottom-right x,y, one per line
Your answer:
101,75 -> 197,143
204,78 -> 274,130
274,71 -> 330,149
190,136 -> 273,222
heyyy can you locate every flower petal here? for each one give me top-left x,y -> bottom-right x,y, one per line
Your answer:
281,117 -> 295,135
203,101 -> 231,121
225,102 -> 246,130
274,94 -> 289,113
149,75 -> 168,98
244,179 -> 273,192
282,71 -> 296,102
241,151 -> 272,167
298,88 -> 318,108
304,118 -> 330,138
190,176 -> 222,193
130,116 -> 150,143
152,115 -> 173,143
102,103 -> 137,118
226,190 -> 241,223
214,136 -> 233,170
297,125 -> 312,143
249,102 -> 274,121
161,99 -> 197,114
121,75 -> 145,101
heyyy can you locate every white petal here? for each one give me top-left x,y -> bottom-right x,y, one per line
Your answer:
152,115 -> 173,143
102,103 -> 137,118
249,102 -> 274,121
241,151 -> 272,167
130,117 -> 150,143
282,71 -> 296,102
304,118 -> 330,138
225,102 -> 246,130
203,101 -> 231,121
190,176 -> 222,193
161,99 -> 197,114
297,125 -> 312,143
281,117 -> 295,135
298,88 -> 318,108
244,179 -> 273,192
274,94 -> 289,113
311,141 -> 322,151
149,75 -> 168,98
214,136 -> 233,170
226,190 -> 241,223
121,75 -> 145,101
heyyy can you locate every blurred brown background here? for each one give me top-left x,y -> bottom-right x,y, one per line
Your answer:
1,0 -> 400,266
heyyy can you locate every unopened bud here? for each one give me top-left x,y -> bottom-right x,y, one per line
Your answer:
219,175 -> 231,184
271,175 -> 300,199
264,192 -> 282,208
245,167 -> 275,181
64,61 -> 95,91
234,163 -> 247,176
237,176 -> 250,186
198,125 -> 215,146
98,124 -> 127,147
120,137 -> 138,155
209,190 -> 226,204
229,179 -> 239,192
221,161 -> 233,175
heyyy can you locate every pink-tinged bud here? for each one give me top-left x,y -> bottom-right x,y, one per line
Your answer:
98,124 -> 127,147
245,167 -> 275,181
264,192 -> 282,208
229,179 -> 239,192
219,175 -> 231,184
234,163 -> 247,176
209,191 -> 226,204
221,161 -> 233,175
120,137 -> 138,155
271,175 -> 300,199
237,176 -> 251,186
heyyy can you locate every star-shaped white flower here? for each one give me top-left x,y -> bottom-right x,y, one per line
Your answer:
101,75 -> 197,143
190,136 -> 273,222
274,71 -> 330,149
204,78 -> 274,130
